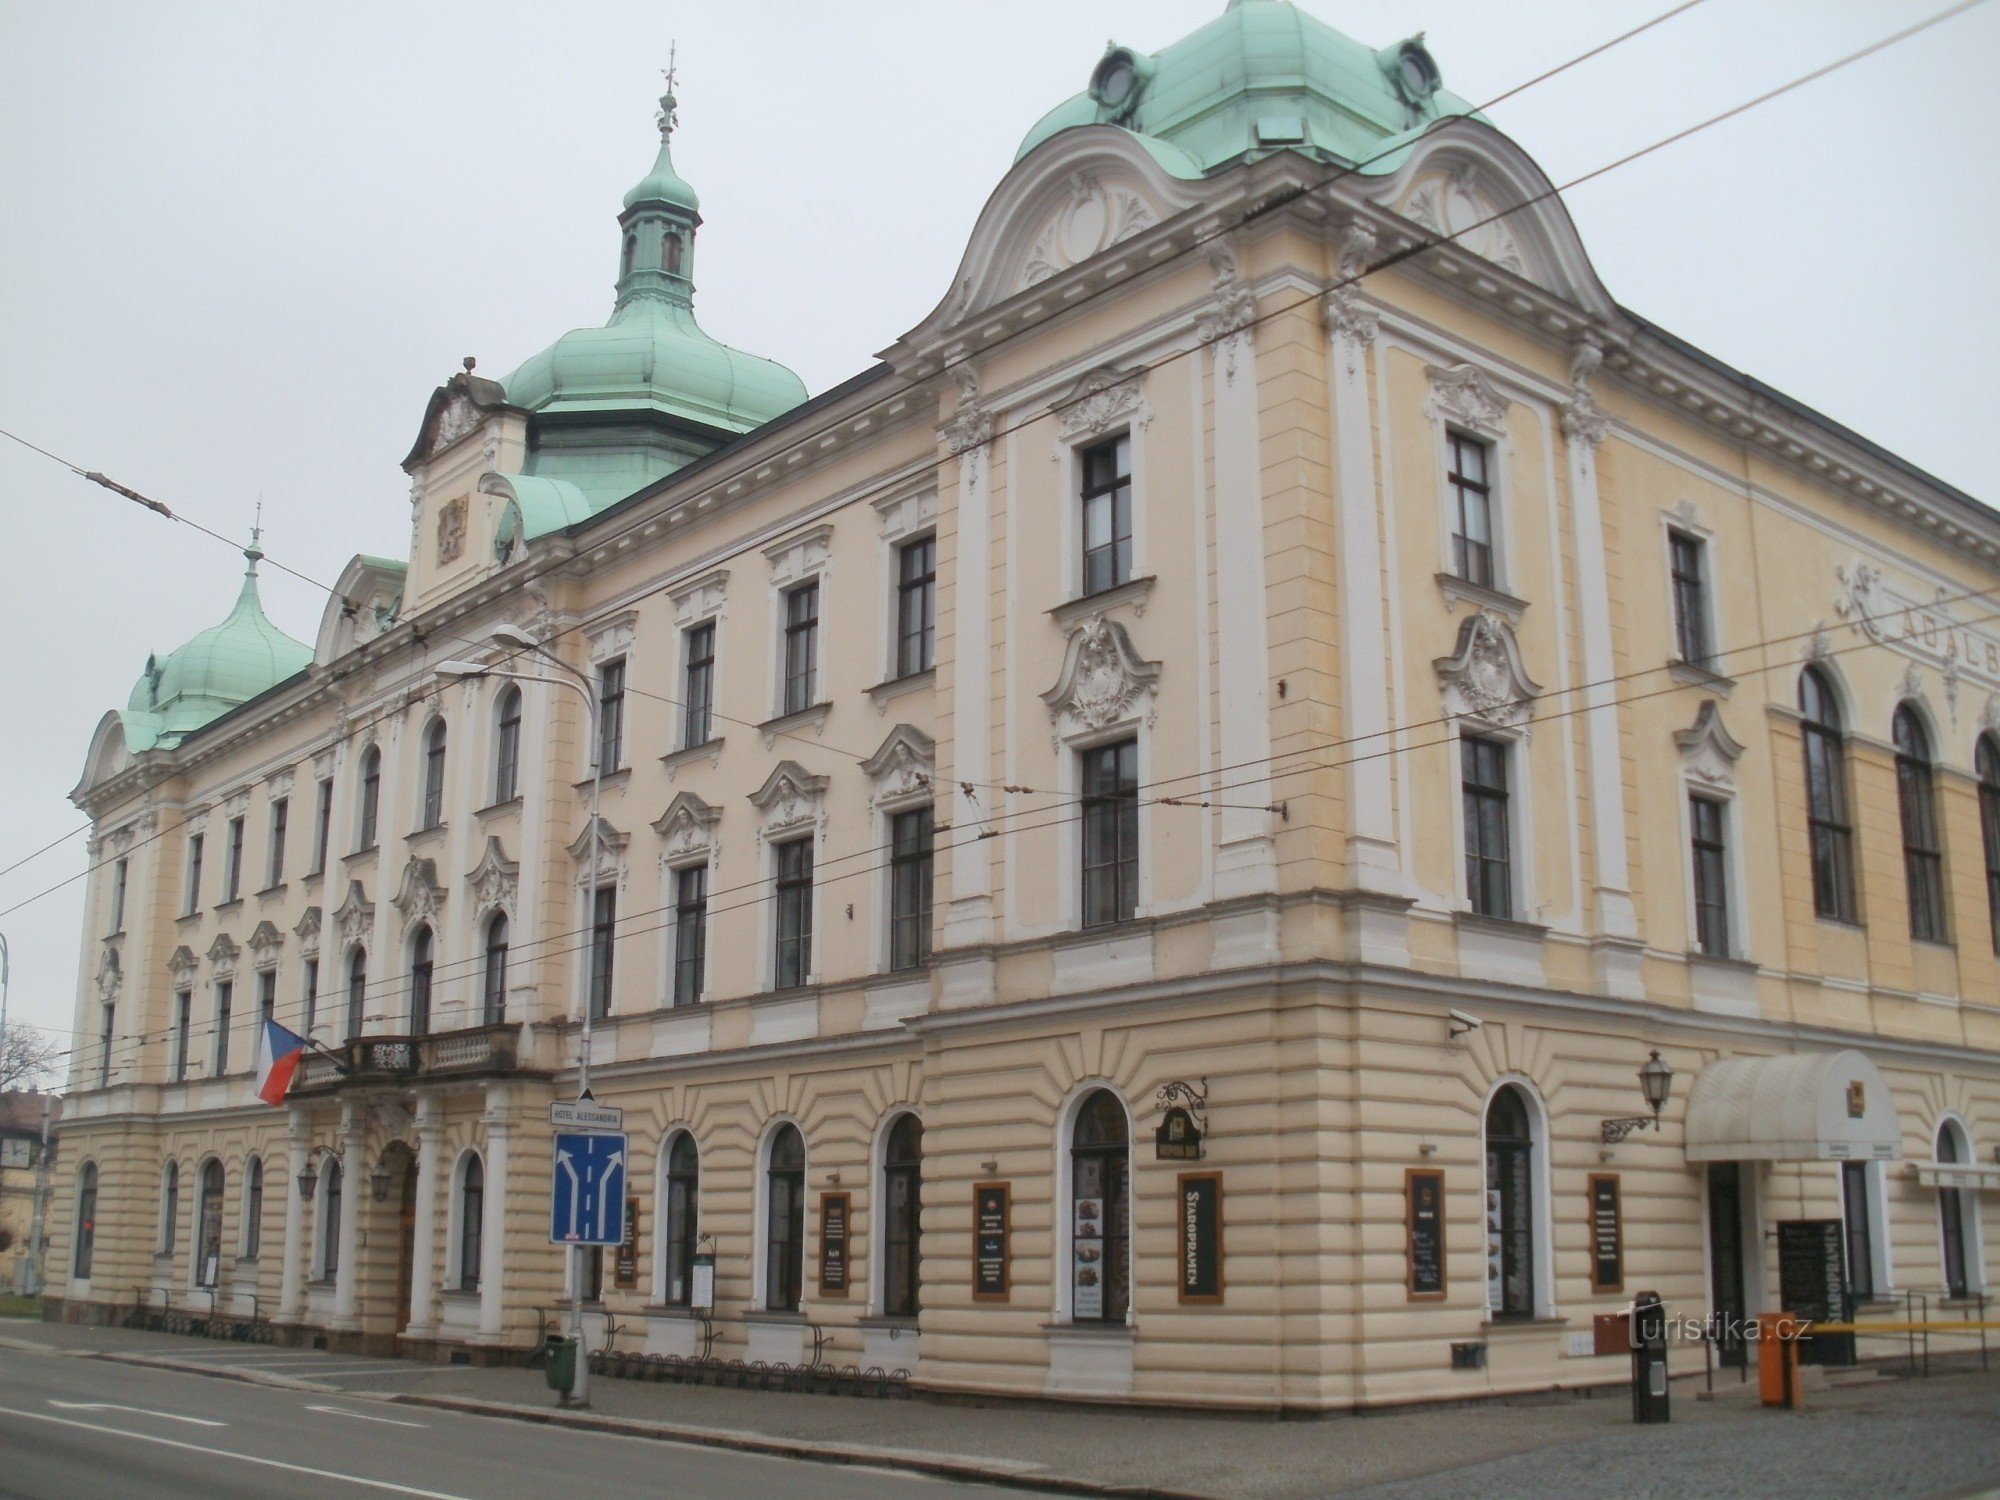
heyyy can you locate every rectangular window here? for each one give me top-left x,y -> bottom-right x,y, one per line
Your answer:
1080,434 -> 1133,596
110,857 -> 128,935
225,815 -> 245,901
1690,795 -> 1731,957
185,834 -> 205,915
213,981 -> 234,1075
1447,432 -> 1495,589
97,1003 -> 114,1089
1841,1161 -> 1875,1296
888,806 -> 934,970
1669,530 -> 1711,669
895,535 -> 937,678
310,778 -> 333,874
302,957 -> 319,1039
266,797 -> 288,888
672,865 -> 708,1006
782,582 -> 820,716
258,968 -> 277,1029
172,991 -> 191,1082
588,887 -> 616,1020
774,838 -> 814,988
597,656 -> 626,771
1462,735 -> 1513,919
1079,738 -> 1139,929
682,622 -> 716,748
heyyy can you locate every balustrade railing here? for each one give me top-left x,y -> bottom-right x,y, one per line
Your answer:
291,1023 -> 523,1093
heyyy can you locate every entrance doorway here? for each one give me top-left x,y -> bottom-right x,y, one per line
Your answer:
389,1146 -> 417,1332
1707,1162 -> 1748,1368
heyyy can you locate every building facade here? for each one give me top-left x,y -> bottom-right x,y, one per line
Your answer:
42,2 -> 2000,1409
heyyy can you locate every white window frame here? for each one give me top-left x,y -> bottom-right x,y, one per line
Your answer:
158,1160 -> 181,1257
1058,722 -> 1152,932
1479,1074 -> 1556,1320
445,1148 -> 484,1292
1841,1158 -> 1895,1297
669,569 -> 729,751
1660,507 -> 1722,670
765,834 -> 819,992
190,1155 -> 225,1292
660,853 -> 712,1007
1060,425 -> 1150,603
653,1127 -> 700,1306
239,1152 -> 264,1258
1448,727 -> 1536,922
763,526 -> 833,719
1675,704 -> 1751,961
869,1108 -> 922,1319
751,1117 -> 808,1314
1051,1082 -> 1136,1326
1424,365 -> 1516,596
873,485 -> 938,683
312,1154 -> 340,1282
1935,1114 -> 1986,1295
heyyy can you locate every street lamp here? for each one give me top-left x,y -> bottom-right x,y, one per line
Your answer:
1600,1050 -> 1676,1145
438,622 -> 605,1406
296,1157 -> 320,1202
370,1160 -> 394,1203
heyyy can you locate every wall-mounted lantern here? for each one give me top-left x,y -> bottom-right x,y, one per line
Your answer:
1600,1050 -> 1675,1145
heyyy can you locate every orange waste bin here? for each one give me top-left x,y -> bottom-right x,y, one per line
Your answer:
1757,1313 -> 1804,1408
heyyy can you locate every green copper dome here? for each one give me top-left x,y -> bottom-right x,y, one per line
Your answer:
121,541 -> 313,752
1016,0 -> 1479,176
501,89 -> 805,509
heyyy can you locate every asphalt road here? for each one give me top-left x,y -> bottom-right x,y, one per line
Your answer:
0,1346 -> 1046,1500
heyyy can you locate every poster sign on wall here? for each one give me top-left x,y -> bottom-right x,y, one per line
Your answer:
1587,1175 -> 1623,1295
1177,1171 -> 1224,1304
614,1195 -> 641,1289
1073,1196 -> 1106,1319
1405,1168 -> 1446,1300
819,1192 -> 851,1296
974,1182 -> 1011,1301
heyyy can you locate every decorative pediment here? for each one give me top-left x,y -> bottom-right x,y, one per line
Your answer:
1019,171 -> 1158,291
391,857 -> 447,926
1675,701 -> 1746,793
206,932 -> 240,978
247,920 -> 285,968
331,879 -> 374,952
764,525 -> 833,590
747,761 -> 830,842
566,815 -> 629,888
401,366 -> 511,469
95,948 -> 122,1002
1396,162 -> 1529,279
1426,363 -> 1510,436
669,569 -> 728,628
861,725 -> 935,812
586,609 -> 639,662
293,905 -> 322,958
874,488 -> 937,547
653,792 -> 723,865
167,945 -> 199,982
1434,610 -> 1541,728
466,836 -> 519,918
1054,367 -> 1149,444
1041,615 -> 1161,748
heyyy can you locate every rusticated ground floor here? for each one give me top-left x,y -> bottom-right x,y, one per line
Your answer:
39,980 -> 2000,1410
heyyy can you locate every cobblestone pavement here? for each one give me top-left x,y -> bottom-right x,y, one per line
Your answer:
7,1317 -> 1998,1498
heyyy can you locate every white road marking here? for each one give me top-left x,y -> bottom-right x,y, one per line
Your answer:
47,1399 -> 226,1427
0,1404 -> 475,1498
306,1403 -> 429,1427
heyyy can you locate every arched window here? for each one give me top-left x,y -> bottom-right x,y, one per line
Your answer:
662,232 -> 683,275
357,745 -> 381,850
346,947 -> 367,1041
1937,1121 -> 1978,1299
457,1153 -> 484,1292
621,233 -> 636,278
409,926 -> 434,1037
1799,668 -> 1857,922
319,1157 -> 342,1279
1894,707 -> 1947,942
482,912 -> 509,1025
763,1124 -> 805,1312
195,1159 -> 225,1287
494,686 -> 523,804
882,1114 -> 923,1319
1070,1090 -> 1130,1323
662,1132 -> 699,1306
243,1155 -> 264,1258
1485,1085 -> 1538,1319
420,720 -> 448,831
73,1162 -> 98,1279
1977,737 -> 2000,953
160,1161 -> 180,1255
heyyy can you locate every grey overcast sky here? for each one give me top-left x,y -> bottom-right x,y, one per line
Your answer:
2,1 -> 1995,1060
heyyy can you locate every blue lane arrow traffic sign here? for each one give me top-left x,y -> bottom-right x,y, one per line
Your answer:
550,1132 -> 627,1246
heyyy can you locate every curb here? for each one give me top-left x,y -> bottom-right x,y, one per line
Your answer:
87,1349 -> 342,1394
390,1392 -> 1211,1500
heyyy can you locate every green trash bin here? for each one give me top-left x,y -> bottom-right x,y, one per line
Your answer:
543,1335 -> 577,1394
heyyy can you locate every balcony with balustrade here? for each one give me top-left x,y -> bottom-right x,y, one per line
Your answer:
291,1023 -> 539,1094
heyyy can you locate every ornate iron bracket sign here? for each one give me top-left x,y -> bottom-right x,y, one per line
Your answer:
1599,1115 -> 1659,1146
1155,1078 -> 1210,1161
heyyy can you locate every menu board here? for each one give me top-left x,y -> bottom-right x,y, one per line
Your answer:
1588,1175 -> 1623,1295
1073,1197 -> 1106,1319
614,1196 -> 641,1289
1405,1169 -> 1446,1300
972,1184 -> 1008,1304
818,1192 -> 851,1296
1777,1219 -> 1853,1365
1178,1172 -> 1223,1304
974,1182 -> 1010,1301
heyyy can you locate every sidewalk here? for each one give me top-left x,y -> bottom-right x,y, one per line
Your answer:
5,1316 -> 1998,1499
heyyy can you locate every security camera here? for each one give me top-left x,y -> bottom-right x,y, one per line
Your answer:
1447,1009 -> 1483,1039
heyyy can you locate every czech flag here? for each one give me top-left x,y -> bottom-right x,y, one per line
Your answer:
255,1019 -> 310,1105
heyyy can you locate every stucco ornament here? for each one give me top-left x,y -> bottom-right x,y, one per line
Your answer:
167,945 -> 199,984
466,836 -> 519,918
332,879 -> 375,951
431,395 -> 483,451
748,761 -> 831,843
1197,243 -> 1257,385
392,857 -> 447,926
1020,171 -> 1156,289
941,365 -> 993,457
1560,333 -> 1609,447
1835,560 -> 1888,640
1055,367 -> 1148,443
95,948 -> 122,1002
293,905 -> 322,959
206,932 -> 240,979
1426,362 -> 1510,435
653,791 -> 723,864
566,815 -> 630,889
1983,693 -> 2000,737
1321,217 -> 1379,358
1675,700 -> 1746,793
861,724 -> 935,812
247,920 -> 285,968
1042,614 -> 1162,749
435,496 -> 468,565
1398,162 -> 1527,278
1434,609 -> 1541,728
1800,623 -> 1833,665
